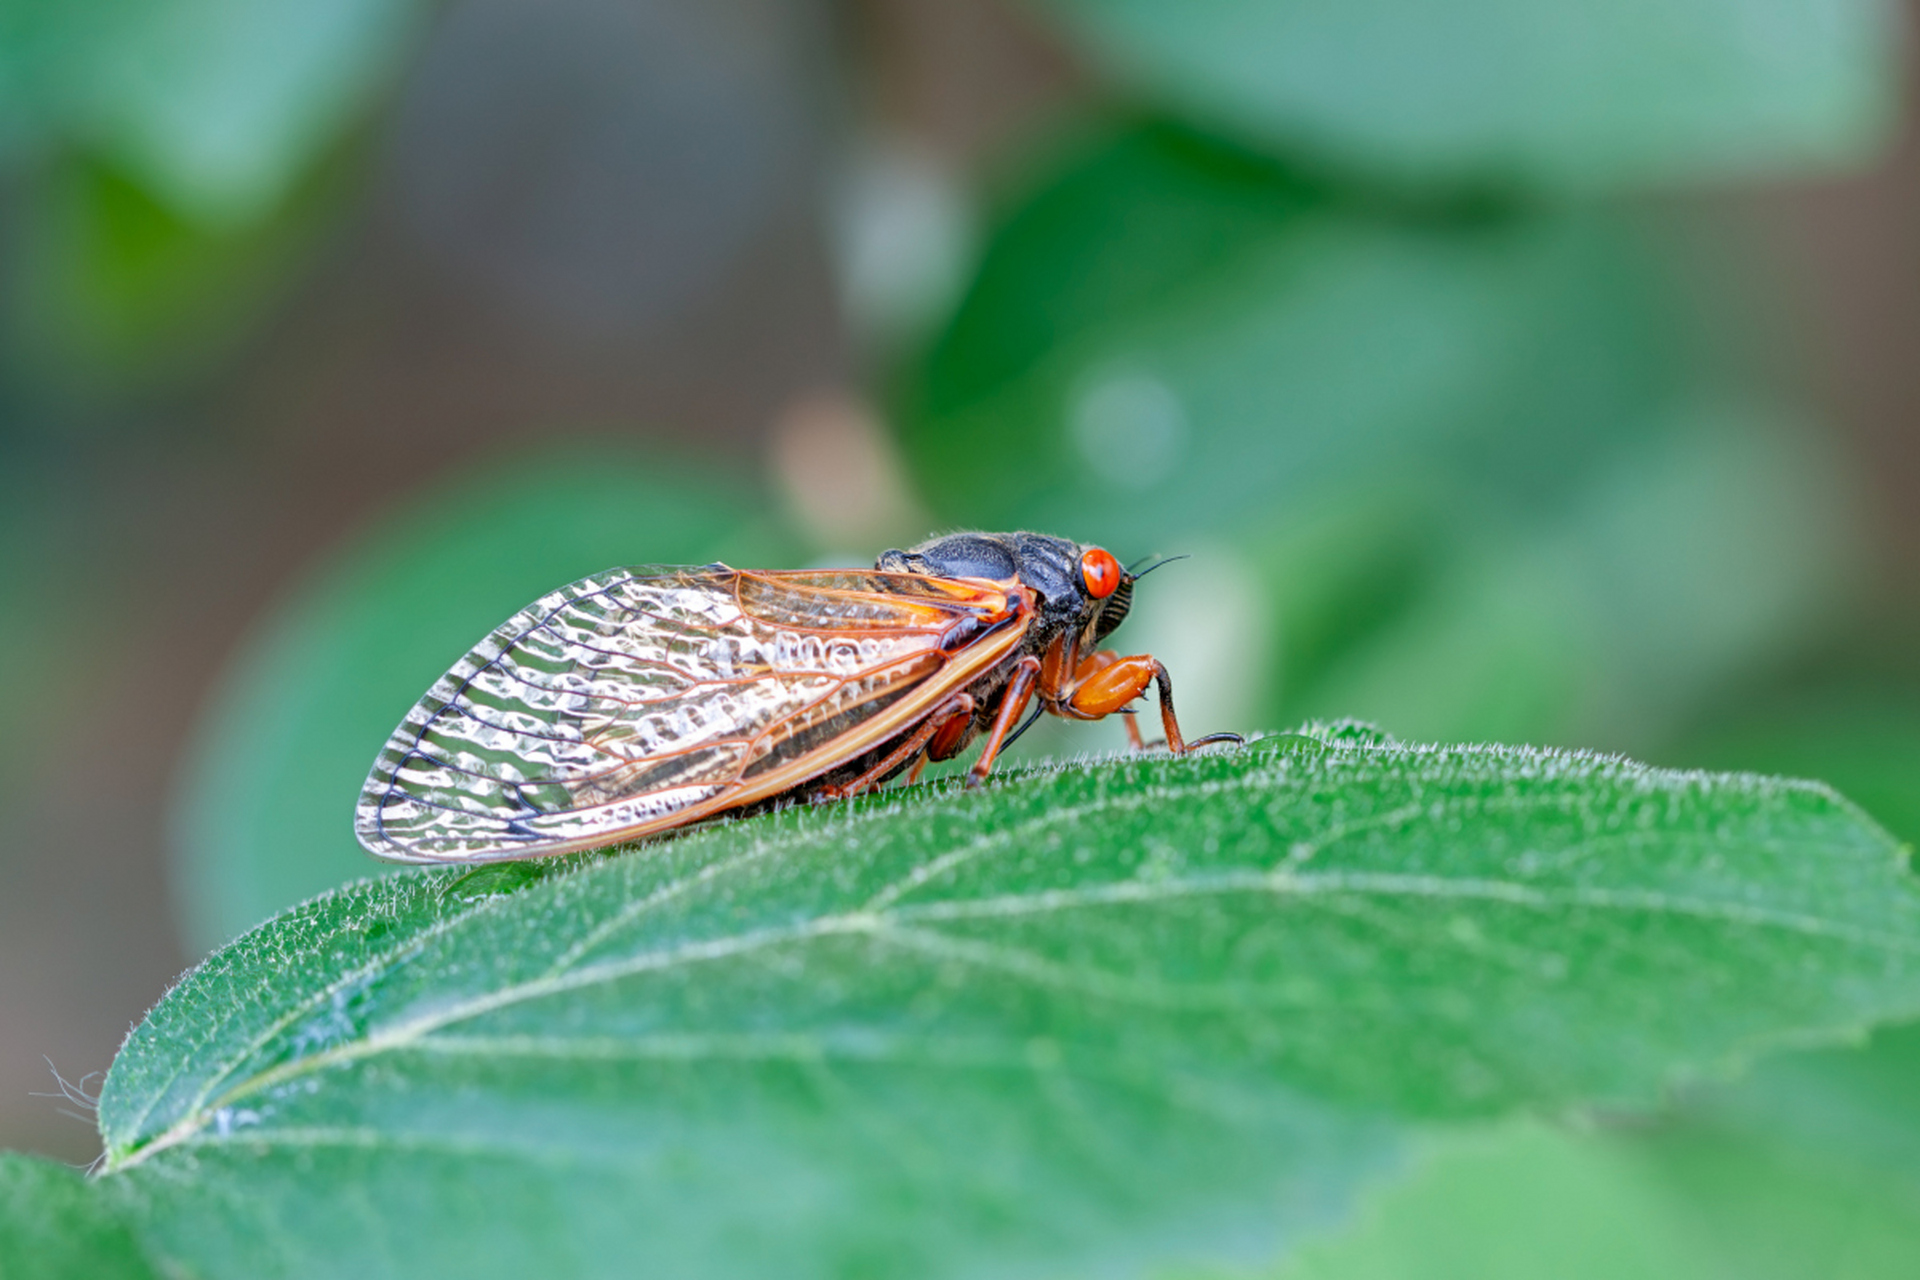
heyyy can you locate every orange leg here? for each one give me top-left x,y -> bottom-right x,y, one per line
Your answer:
815,693 -> 975,801
967,655 -> 1042,786
908,704 -> 978,783
1066,646 -> 1121,686
924,701 -> 979,762
1059,650 -> 1150,748
1064,654 -> 1241,755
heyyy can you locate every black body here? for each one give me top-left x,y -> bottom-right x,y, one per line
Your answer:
789,531 -> 1139,796
877,530 -> 1133,653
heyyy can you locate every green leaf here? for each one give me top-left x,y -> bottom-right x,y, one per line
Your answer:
1279,402 -> 1853,748
898,122 -> 1852,750
0,1154 -> 154,1280
0,0 -> 425,223
1265,1117 -> 1920,1280
1674,685 -> 1920,847
903,122 -> 1691,558
93,732 -> 1920,1278
170,450 -> 799,951
3,154 -> 344,392
1242,935 -> 1920,1279
1692,1012 -> 1920,1194
1027,0 -> 1900,187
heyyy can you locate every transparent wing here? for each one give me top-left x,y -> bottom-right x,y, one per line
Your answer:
355,565 -> 1024,863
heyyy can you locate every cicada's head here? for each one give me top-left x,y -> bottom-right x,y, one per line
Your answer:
876,530 -> 1135,650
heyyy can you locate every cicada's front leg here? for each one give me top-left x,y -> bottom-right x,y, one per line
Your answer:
1058,648 -> 1241,754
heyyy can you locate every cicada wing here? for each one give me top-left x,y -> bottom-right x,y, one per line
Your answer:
355,565 -> 1024,863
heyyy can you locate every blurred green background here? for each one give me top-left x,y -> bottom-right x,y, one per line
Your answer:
2,0 -> 1918,1269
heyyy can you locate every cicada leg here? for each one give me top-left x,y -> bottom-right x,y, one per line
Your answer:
966,654 -> 1042,786
925,699 -> 981,762
1061,651 -> 1242,754
815,692 -> 975,802
1061,648 -> 1146,748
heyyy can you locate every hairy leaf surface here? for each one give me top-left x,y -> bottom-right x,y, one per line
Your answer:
76,730 -> 1920,1278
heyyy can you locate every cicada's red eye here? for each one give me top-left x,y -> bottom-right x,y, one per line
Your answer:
1080,547 -> 1122,599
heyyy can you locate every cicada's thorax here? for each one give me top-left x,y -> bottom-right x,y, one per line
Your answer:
872,530 -> 1136,762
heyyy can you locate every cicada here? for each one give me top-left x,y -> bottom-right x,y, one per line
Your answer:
355,530 -> 1241,863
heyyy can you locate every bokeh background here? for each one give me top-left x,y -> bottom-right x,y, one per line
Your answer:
2,0 -> 1918,1245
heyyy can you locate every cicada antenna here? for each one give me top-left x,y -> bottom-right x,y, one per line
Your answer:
1125,553 -> 1189,580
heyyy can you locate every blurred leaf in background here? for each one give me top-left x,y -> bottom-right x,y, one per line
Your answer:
3,152 -> 352,395
0,0 -> 426,397
895,120 -> 1854,755
1674,678 -> 1920,848
170,450 -> 801,951
0,0 -> 425,222
1698,1014 -> 1920,1196
1250,1016 -> 1920,1280
0,1154 -> 157,1280
1257,1111 -> 1920,1280
1025,0 -> 1901,188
